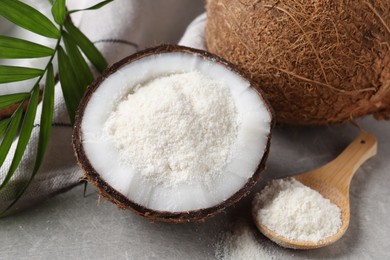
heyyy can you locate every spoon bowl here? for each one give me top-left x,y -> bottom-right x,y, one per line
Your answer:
253,132 -> 377,249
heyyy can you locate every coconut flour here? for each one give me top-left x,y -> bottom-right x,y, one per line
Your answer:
253,178 -> 342,242
103,71 -> 238,187
216,219 -> 286,260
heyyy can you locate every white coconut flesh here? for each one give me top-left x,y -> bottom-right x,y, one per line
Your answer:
81,52 -> 272,212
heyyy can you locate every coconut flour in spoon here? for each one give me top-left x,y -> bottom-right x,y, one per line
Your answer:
253,178 -> 342,242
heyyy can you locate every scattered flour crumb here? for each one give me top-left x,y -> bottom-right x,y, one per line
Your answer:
253,178 -> 342,242
215,220 -> 278,260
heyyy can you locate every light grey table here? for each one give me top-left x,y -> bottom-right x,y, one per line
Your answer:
1,116 -> 389,260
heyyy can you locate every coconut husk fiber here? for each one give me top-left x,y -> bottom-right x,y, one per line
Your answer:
206,0 -> 390,125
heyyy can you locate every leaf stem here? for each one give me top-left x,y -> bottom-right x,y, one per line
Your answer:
29,26 -> 63,95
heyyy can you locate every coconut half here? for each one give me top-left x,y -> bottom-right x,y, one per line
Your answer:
73,45 -> 273,223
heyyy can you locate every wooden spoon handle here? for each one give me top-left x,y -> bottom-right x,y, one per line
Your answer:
326,132 -> 377,186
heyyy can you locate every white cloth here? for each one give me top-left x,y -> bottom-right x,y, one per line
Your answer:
0,0 -> 205,214
178,13 -> 206,49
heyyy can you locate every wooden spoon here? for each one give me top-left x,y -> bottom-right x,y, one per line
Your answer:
252,132 -> 377,249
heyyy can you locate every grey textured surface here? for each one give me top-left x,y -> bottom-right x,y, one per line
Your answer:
1,116 -> 389,260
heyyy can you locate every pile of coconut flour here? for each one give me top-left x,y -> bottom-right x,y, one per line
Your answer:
253,178 -> 342,242
103,71 -> 238,187
215,219 -> 287,260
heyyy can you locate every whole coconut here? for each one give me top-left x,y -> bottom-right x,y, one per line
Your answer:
206,0 -> 390,125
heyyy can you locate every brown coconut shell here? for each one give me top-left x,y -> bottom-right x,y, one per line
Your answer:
73,44 -> 273,223
205,0 -> 390,125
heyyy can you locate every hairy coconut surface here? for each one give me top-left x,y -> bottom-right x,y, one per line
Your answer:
206,0 -> 390,125
73,45 -> 273,223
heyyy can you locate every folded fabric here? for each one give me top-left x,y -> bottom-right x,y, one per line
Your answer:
179,13 -> 207,50
0,0 -> 204,214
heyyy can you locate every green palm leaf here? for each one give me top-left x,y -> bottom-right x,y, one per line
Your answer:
0,85 -> 39,190
0,0 -> 60,39
58,46 -> 84,124
51,0 -> 66,26
0,36 -> 54,59
0,65 -> 44,84
0,0 -> 113,215
0,106 -> 23,169
0,65 -> 55,215
68,0 -> 114,14
0,92 -> 30,110
36,63 -> 55,168
63,32 -> 94,89
0,118 -> 11,137
64,19 -> 107,73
